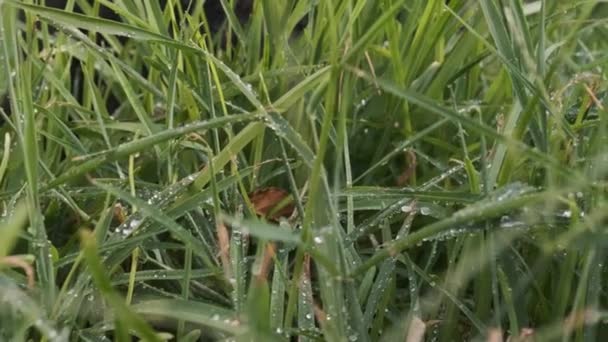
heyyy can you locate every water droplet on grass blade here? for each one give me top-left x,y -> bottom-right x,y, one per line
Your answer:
129,219 -> 141,229
420,207 -> 431,215
401,203 -> 415,213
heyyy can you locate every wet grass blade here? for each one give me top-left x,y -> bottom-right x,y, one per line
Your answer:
132,299 -> 246,335
79,230 -> 162,342
352,190 -> 552,276
44,114 -> 260,189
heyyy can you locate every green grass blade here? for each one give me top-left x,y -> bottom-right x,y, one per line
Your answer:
131,299 -> 246,335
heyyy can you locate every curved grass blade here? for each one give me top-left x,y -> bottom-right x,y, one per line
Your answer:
340,187 -> 481,203
79,230 -> 162,342
91,180 -> 218,269
110,269 -> 214,286
6,1 -> 180,47
131,299 -> 246,335
44,113 -> 260,189
265,112 -> 315,168
352,189 -> 554,276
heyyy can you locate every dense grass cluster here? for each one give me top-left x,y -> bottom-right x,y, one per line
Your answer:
1,0 -> 607,341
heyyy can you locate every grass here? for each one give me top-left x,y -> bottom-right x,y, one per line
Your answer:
0,0 -> 607,341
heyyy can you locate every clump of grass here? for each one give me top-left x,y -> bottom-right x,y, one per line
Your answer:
0,0 -> 607,341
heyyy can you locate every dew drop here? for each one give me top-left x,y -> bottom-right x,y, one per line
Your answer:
130,219 -> 141,229
420,207 -> 431,216
401,203 -> 414,213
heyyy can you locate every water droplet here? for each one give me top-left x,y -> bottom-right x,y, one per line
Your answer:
130,219 -> 141,229
420,207 -> 431,215
47,330 -> 58,339
401,203 -> 414,213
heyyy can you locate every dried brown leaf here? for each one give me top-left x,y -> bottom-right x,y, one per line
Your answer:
487,328 -> 503,342
397,149 -> 417,186
248,187 -> 295,220
217,222 -> 232,280
0,255 -> 35,289
406,316 -> 426,342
